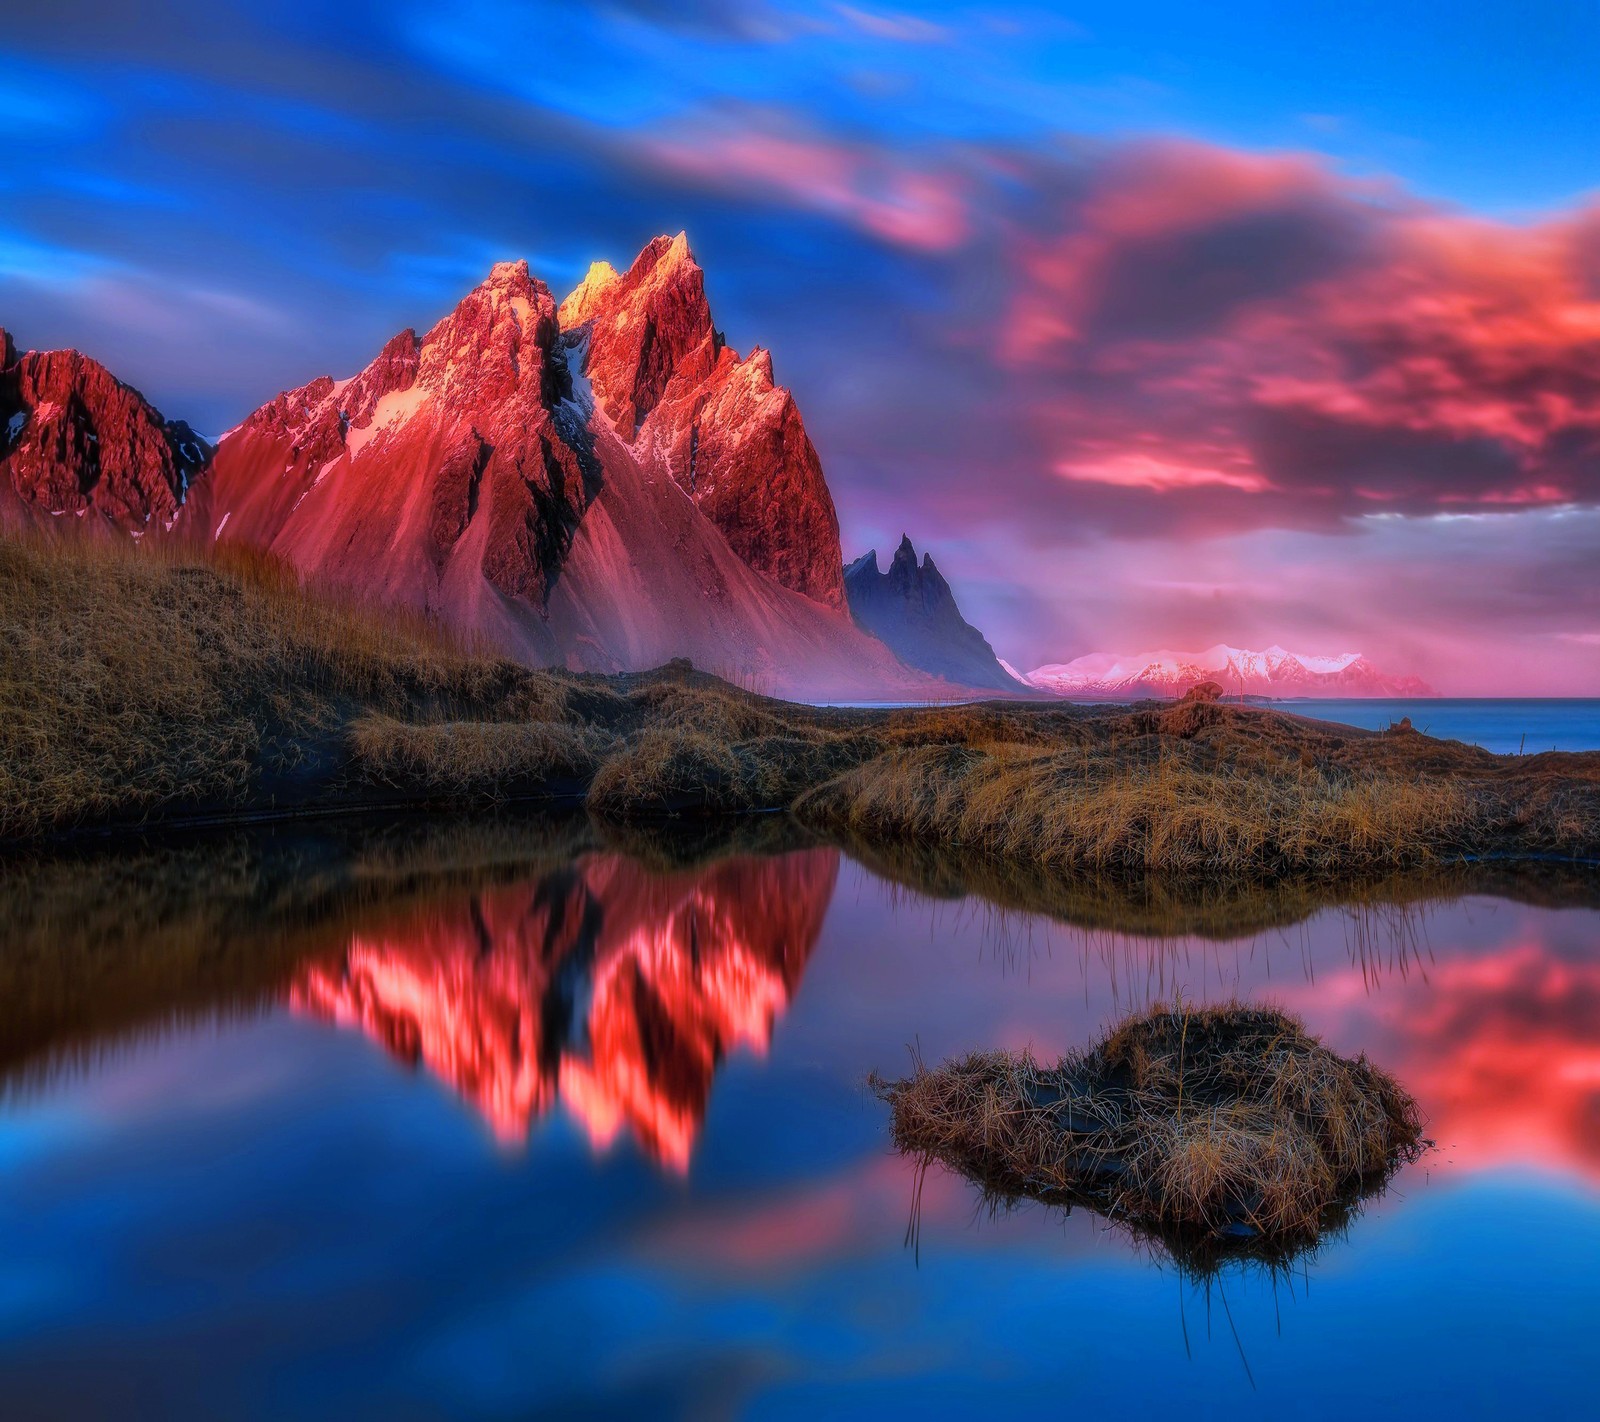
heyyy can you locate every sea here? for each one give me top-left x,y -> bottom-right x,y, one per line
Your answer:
1257,697 -> 1600,755
827,696 -> 1600,756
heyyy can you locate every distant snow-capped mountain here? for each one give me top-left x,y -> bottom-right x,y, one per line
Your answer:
1026,644 -> 1434,699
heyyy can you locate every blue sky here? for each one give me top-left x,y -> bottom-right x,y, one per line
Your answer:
3,2 -> 1599,687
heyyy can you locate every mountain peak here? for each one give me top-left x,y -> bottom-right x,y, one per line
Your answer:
563,233 -> 713,442
483,258 -> 532,289
559,260 -> 621,327
1026,644 -> 1433,699
845,537 -> 1022,692
1,343 -> 209,531
630,230 -> 695,278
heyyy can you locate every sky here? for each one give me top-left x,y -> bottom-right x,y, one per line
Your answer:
3,1 -> 1599,693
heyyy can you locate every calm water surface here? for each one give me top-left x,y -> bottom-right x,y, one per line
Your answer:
0,823 -> 1596,1419
1259,697 -> 1600,754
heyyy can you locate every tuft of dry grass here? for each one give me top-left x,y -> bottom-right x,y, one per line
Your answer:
587,728 -> 752,818
348,714 -> 611,799
875,1003 -> 1427,1272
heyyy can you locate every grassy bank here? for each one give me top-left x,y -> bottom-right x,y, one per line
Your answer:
4,532 -> 1598,873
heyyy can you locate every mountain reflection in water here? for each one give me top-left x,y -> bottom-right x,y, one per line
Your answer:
289,849 -> 838,1166
1,818 -> 1598,1417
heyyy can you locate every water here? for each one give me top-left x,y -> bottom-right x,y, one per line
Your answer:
1258,698 -> 1600,754
0,820 -> 1596,1418
828,698 -> 1600,755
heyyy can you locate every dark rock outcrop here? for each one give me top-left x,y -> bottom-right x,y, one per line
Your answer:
844,535 -> 1023,693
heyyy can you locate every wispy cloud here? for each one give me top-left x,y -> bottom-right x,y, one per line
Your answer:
642,117 -> 970,251
831,4 -> 952,44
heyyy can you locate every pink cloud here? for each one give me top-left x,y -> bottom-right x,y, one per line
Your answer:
1056,450 -> 1273,494
644,123 -> 970,252
998,139 -> 1600,521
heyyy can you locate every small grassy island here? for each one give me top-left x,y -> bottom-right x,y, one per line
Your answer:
874,1004 -> 1428,1272
4,532 -> 1598,876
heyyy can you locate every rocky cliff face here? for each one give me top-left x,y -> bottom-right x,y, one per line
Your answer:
171,235 -> 915,698
844,535 -> 1023,692
177,260 -> 594,621
0,327 -> 210,533
559,234 -> 847,610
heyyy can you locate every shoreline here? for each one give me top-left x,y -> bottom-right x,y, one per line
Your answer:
6,533 -> 1600,875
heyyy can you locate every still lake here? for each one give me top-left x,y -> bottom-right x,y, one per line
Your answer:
0,806 -> 1595,1420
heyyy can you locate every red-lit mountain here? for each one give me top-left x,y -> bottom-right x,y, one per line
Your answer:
1026,645 -> 1435,699
173,234 -> 921,698
290,847 -> 839,1169
0,326 -> 209,532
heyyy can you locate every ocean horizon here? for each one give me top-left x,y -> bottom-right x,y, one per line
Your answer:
1258,697 -> 1600,755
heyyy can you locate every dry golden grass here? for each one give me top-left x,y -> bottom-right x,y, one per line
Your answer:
0,531 -> 573,837
794,738 -> 1480,877
875,1003 -> 1427,1272
5,530 -> 1597,880
349,713 -> 610,799
587,727 -> 751,818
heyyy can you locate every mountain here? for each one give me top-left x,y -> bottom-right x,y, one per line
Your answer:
843,535 -> 1025,693
292,846 -> 838,1169
0,325 -> 210,533
170,235 -> 927,699
1026,645 -> 1435,699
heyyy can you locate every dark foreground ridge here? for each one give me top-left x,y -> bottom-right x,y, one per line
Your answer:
5,531 -> 1599,879
875,1004 -> 1428,1274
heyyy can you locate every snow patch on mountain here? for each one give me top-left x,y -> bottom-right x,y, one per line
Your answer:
344,384 -> 429,458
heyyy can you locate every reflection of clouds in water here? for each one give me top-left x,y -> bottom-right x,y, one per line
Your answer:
1280,940 -> 1600,1182
839,872 -> 1600,1190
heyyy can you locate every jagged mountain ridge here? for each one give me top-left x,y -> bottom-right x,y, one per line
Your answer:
844,534 -> 1025,693
179,235 -> 893,696
2,237 -> 949,699
1027,645 -> 1435,699
0,326 -> 210,533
